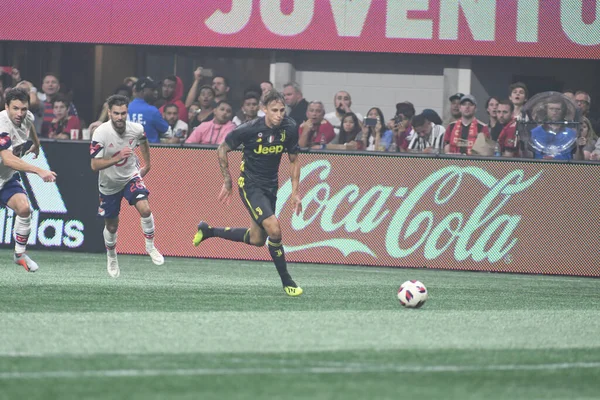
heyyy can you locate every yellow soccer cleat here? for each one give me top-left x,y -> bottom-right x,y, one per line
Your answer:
284,286 -> 303,297
193,221 -> 211,247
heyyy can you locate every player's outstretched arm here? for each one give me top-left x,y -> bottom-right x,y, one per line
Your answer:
0,149 -> 56,182
288,153 -> 302,215
138,140 -> 151,177
90,147 -> 133,172
217,141 -> 233,205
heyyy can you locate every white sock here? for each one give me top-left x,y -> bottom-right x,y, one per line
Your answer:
14,215 -> 31,255
103,227 -> 117,257
141,214 -> 155,251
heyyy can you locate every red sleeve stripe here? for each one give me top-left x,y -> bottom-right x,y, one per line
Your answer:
0,132 -> 12,151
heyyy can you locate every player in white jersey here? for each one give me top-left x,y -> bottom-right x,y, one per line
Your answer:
90,95 -> 164,277
0,88 -> 57,271
0,109 -> 40,158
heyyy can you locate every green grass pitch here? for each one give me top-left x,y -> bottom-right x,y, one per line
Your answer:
1,250 -> 599,399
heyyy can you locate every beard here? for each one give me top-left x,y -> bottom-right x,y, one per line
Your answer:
336,106 -> 346,115
112,120 -> 125,132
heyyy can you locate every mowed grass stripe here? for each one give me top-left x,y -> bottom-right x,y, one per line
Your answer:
2,310 -> 600,356
2,251 -> 600,314
2,361 -> 600,380
2,251 -> 599,288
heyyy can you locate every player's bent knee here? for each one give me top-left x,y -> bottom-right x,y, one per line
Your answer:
15,207 -> 31,218
261,218 -> 282,239
249,234 -> 267,247
8,194 -> 31,218
139,209 -> 151,218
266,229 -> 281,241
135,200 -> 151,218
105,220 -> 119,233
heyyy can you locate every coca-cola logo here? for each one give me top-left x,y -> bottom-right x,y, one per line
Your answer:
277,161 -> 542,263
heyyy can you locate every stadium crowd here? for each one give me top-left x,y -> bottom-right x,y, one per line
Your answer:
1,66 -> 599,161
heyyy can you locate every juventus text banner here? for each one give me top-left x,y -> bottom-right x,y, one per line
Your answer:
3,0 -> 600,59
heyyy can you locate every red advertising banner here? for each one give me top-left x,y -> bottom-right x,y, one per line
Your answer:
116,147 -> 600,277
3,1 -> 600,59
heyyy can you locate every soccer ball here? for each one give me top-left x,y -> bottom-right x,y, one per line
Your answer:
397,280 -> 428,308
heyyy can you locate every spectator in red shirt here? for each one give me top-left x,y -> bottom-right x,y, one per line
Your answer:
444,95 -> 490,155
158,75 -> 188,123
393,102 -> 415,151
490,99 -> 512,141
298,101 -> 335,149
41,95 -> 81,139
509,82 -> 528,119
36,73 -> 78,134
496,100 -> 520,157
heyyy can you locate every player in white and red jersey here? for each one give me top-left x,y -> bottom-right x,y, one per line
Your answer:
0,108 -> 39,156
0,88 -> 56,271
90,95 -> 164,278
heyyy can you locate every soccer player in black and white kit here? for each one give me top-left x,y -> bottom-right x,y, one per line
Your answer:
193,91 -> 303,296
90,95 -> 164,278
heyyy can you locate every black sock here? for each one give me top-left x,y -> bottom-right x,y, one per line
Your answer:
267,237 -> 295,287
213,227 -> 251,244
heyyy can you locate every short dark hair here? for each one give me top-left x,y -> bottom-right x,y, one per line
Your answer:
114,84 -> 133,98
163,103 -> 179,113
411,113 -> 429,128
509,82 -> 529,98
198,85 -> 215,96
5,88 -> 29,106
43,72 -> 60,82
497,99 -> 514,113
485,96 -> 499,109
213,75 -> 229,87
163,75 -> 177,84
421,109 -> 443,125
107,94 -> 129,110
262,90 -> 285,107
243,91 -> 260,103
395,102 -> 415,120
51,94 -> 70,108
215,99 -> 232,109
